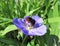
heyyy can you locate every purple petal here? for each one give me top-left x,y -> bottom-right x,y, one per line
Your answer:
28,25 -> 47,36
32,16 -> 43,24
13,18 -> 28,35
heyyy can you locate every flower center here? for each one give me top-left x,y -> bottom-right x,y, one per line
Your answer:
26,25 -> 33,31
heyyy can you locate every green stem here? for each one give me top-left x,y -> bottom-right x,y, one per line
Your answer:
21,36 -> 27,46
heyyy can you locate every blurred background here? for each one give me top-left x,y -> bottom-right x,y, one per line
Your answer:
0,0 -> 60,46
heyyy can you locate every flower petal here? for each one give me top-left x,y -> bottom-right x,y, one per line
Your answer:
32,16 -> 43,24
13,18 -> 28,35
28,25 -> 47,36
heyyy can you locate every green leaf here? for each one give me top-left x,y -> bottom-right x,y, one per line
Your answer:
26,7 -> 40,16
17,31 -> 23,40
36,44 -> 39,46
53,1 -> 59,17
0,37 -> 18,45
48,17 -> 60,23
27,42 -> 31,46
48,0 -> 60,38
1,25 -> 18,36
30,39 -> 34,46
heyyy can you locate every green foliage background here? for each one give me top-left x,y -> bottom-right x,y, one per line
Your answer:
0,0 -> 60,46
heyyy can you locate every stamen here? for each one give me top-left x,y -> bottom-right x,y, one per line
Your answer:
26,25 -> 33,31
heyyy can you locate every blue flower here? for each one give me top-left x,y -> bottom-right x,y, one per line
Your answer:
13,16 -> 47,36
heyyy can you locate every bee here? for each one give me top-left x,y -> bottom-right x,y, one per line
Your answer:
25,17 -> 35,26
25,17 -> 35,39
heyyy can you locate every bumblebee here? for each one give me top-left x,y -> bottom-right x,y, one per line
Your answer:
25,17 -> 35,26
